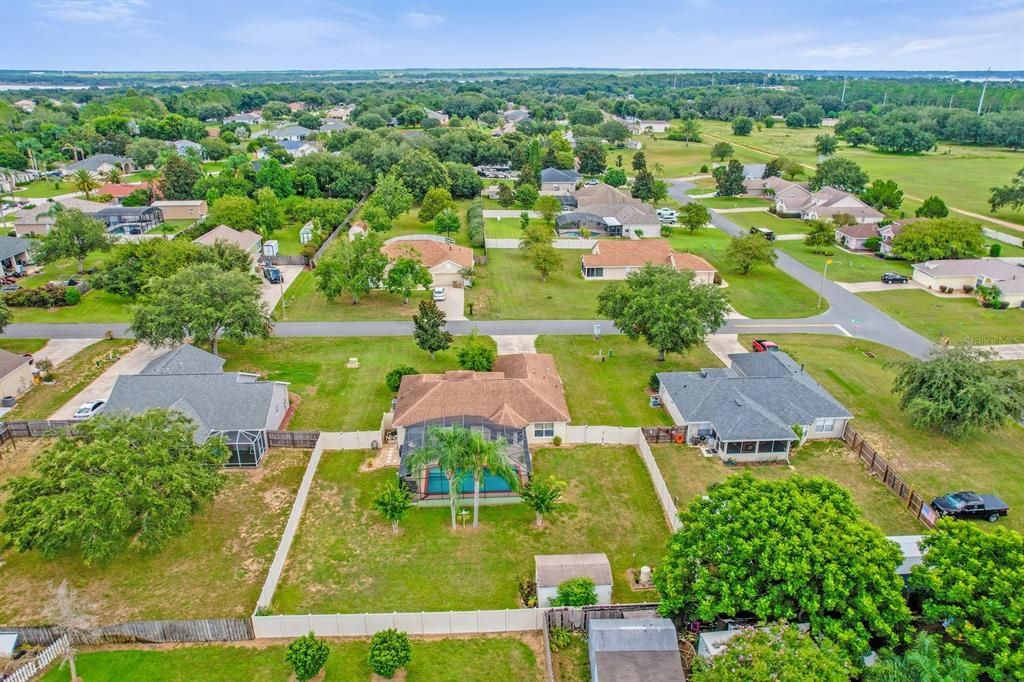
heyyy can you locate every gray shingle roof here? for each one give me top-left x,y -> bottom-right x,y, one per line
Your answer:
263,125 -> 311,139
589,619 -> 679,653
589,619 -> 684,682
535,553 -> 612,588
64,154 -> 130,173
541,168 -> 581,183
142,345 -> 226,376
0,236 -> 31,262
0,348 -> 32,377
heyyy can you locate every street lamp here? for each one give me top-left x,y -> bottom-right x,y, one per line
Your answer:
817,258 -> 832,310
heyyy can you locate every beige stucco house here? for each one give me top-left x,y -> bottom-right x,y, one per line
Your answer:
381,237 -> 474,287
152,200 -> 208,222
580,239 -> 717,283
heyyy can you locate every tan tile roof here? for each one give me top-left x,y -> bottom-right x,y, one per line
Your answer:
98,183 -> 143,198
193,225 -> 262,251
582,239 -> 716,274
835,223 -> 880,239
382,239 -> 474,271
392,353 -> 570,428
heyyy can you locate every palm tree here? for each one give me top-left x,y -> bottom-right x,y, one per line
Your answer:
519,475 -> 566,527
868,632 -> 978,682
101,166 -> 123,185
70,169 -> 99,200
136,169 -> 159,200
405,426 -> 470,530
463,431 -> 516,528
680,118 -> 702,146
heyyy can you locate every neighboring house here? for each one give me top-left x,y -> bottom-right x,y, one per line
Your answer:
259,125 -> 312,141
625,139 -> 642,150
381,237 -> 474,287
152,199 -> 208,221
95,206 -> 164,235
540,167 -> 581,195
878,217 -> 922,256
224,112 -> 263,125
12,197 -> 108,236
348,221 -> 368,241
0,348 -> 35,399
835,223 -> 881,251
535,553 -> 613,607
503,108 -> 530,126
287,101 -> 305,112
698,624 -> 811,660
318,118 -> 351,133
580,238 -> 717,283
393,353 -> 570,499
194,224 -> 263,258
0,236 -> 31,276
658,350 -> 853,463
98,183 -> 144,201
173,139 -> 203,157
769,179 -> 883,224
326,105 -> 354,120
61,154 -> 135,177
14,99 -> 35,113
103,344 -> 290,467
556,183 -> 661,238
588,619 -> 685,682
0,167 -> 35,193
279,140 -> 320,158
912,259 -> 1024,307
425,108 -> 450,125
627,120 -> 670,135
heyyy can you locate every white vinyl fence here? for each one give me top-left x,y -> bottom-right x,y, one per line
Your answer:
982,227 -> 1024,248
636,438 -> 682,532
6,635 -> 68,682
318,431 -> 380,450
253,609 -> 545,638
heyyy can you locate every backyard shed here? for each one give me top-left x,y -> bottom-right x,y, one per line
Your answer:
588,618 -> 684,682
535,553 -> 612,607
300,221 -> 315,244
0,631 -> 19,658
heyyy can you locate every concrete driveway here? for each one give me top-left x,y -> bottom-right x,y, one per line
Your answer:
492,335 -> 537,354
437,286 -> 466,321
838,281 -> 917,294
50,343 -> 168,419
35,338 -> 101,368
706,334 -> 747,365
261,265 -> 305,312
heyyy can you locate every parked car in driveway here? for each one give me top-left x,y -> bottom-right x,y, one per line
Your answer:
750,226 -> 775,241
752,339 -> 780,353
72,399 -> 105,420
931,491 -> 1009,523
432,287 -> 446,301
881,272 -> 908,284
263,266 -> 282,284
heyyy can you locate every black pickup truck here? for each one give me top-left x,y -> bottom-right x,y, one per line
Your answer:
931,491 -> 1009,523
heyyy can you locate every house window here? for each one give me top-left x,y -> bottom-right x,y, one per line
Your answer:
533,423 -> 555,438
815,418 -> 837,433
583,267 -> 604,278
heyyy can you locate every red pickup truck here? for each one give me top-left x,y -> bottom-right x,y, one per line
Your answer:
752,339 -> 780,353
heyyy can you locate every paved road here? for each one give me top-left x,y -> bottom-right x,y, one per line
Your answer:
668,180 -> 934,357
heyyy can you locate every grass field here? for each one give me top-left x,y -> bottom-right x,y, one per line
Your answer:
357,199 -> 474,248
536,335 -> 721,426
696,197 -> 769,210
219,336 -> 494,431
610,136 -> 763,178
0,448 -> 307,624
723,210 -> 810,236
41,637 -> 542,682
775,241 -> 913,283
10,289 -> 133,323
272,445 -> 670,613
273,269 -> 430,321
468,249 -> 603,320
13,178 -> 76,198
485,216 -> 546,240
5,339 -> 134,420
737,335 -> 1024,534
858,290 -> 1024,345
20,252 -> 114,288
269,220 -> 305,255
668,229 -> 821,318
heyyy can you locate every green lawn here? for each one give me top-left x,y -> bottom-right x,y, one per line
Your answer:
610,135 -> 763,178
485,216 -> 545,240
274,270 -> 431,321
20,252 -> 114,288
5,339 -> 134,420
42,637 -> 542,682
775,240 -> 913,283
696,197 -> 769,210
219,336 -> 494,432
469,249 -> 603,320
359,199 -> 474,248
653,441 -> 923,535
10,289 -> 133,323
724,210 -> 810,236
738,335 -> 1024,534
270,220 -> 305,255
272,445 -> 670,613
148,218 -> 194,235
551,633 -> 590,682
13,178 -> 76,199
0,338 -> 46,354
858,290 -> 1024,345
536,335 -> 722,426
0,448 -> 306,624
668,230 -> 821,318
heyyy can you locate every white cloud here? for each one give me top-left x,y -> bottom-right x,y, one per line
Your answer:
400,11 -> 444,30
37,0 -> 147,23
896,38 -> 950,54
802,45 -> 873,59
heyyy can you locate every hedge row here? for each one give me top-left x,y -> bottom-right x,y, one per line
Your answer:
467,199 -> 484,248
4,284 -> 78,307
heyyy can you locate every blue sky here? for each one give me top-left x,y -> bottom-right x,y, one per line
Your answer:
2,0 -> 1022,72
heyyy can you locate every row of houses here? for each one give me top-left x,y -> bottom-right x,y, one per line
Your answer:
11,197 -> 207,237
541,174 -> 664,239
745,175 -> 884,224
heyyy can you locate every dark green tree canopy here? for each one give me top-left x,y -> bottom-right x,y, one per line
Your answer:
810,157 -> 869,194
890,218 -> 985,262
691,624 -> 853,682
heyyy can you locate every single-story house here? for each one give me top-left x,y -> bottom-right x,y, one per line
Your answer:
503,108 -> 530,126
381,237 -> 474,287
0,348 -> 35,399
588,618 -> 685,682
288,101 -> 305,112
12,197 -> 108,236
627,120 -> 670,135
0,168 -> 35,193
770,179 -> 883,223
326,105 -> 353,120
61,154 -> 134,177
278,140 -> 320,158
535,553 -> 612,607
173,139 -> 203,156
541,167 -> 581,195
0,236 -> 32,276
878,218 -> 922,256
393,353 -> 570,500
580,239 -> 717,283
14,99 -> 35,113
562,183 -> 662,239
102,345 -> 290,467
625,139 -> 642,150
318,118 -> 351,133
912,259 -> 1024,307
98,183 -> 144,201
95,205 -> 164,234
224,112 -> 262,125
835,223 -> 881,251
259,125 -> 312,142
425,108 -> 450,125
658,350 -> 852,463
194,224 -> 263,258
152,199 -> 208,221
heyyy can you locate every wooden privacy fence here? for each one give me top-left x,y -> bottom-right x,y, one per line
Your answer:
310,192 -> 369,267
0,420 -> 75,439
267,430 -> 321,449
1,619 -> 253,647
5,635 -> 68,682
544,603 -> 662,632
264,254 -> 309,266
841,424 -> 937,528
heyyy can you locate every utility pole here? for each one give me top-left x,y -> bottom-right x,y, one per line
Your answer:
977,67 -> 991,115
841,78 -> 848,103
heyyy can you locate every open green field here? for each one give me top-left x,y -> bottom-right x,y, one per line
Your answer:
270,220 -> 305,255
668,229 -> 821,318
13,178 -> 76,198
536,335 -> 721,427
611,135 -> 763,178
0,447 -> 306,624
776,240 -> 913,283
219,336 -> 494,432
272,445 -> 670,613
723,210 -> 809,236
42,637 -> 542,682
858,290 -> 1024,345
653,441 -> 923,534
469,249 -> 602,320
273,269 -> 431,321
698,119 -> 1024,229
5,339 -> 134,420
738,335 -> 1024,534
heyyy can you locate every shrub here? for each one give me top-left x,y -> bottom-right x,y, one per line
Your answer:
517,574 -> 537,607
467,199 -> 484,247
63,287 -> 81,306
385,365 -> 417,392
285,632 -> 330,681
989,243 -> 1002,257
938,285 -> 949,293
963,285 -> 974,294
648,372 -> 660,391
549,626 -> 573,652
699,164 -> 709,173
552,435 -> 562,447
553,577 -> 598,606
368,629 -> 412,678
4,284 -> 72,308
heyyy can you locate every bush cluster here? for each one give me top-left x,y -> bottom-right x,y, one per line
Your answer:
368,628 -> 412,678
4,284 -> 75,308
467,199 -> 484,247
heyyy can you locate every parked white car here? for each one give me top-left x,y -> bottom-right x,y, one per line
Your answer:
432,287 -> 446,301
72,399 -> 105,420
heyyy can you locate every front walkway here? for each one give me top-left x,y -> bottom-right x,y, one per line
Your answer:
978,344 -> 1024,360
49,343 -> 168,419
491,335 -> 537,354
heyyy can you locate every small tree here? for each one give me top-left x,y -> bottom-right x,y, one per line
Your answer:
680,202 -> 710,234
731,116 -> 753,136
385,255 -> 432,304
370,172 -> 414,220
712,159 -> 745,197
412,299 -> 452,359
866,631 -> 979,682
761,158 -> 783,179
726,233 -> 777,274
519,475 -> 566,527
457,329 -> 495,371
861,179 -> 904,210
497,183 -> 515,208
286,632 -> 330,682
70,169 -> 99,199
553,577 -> 598,606
603,167 -> 627,187
418,187 -> 456,223
916,195 -> 949,218
810,157 -> 869,194
462,429 -> 516,527
433,208 -> 460,238
362,204 -> 391,232
710,141 -> 734,162
528,241 -> 562,282
385,365 -> 417,392
253,187 -> 283,236
814,134 -> 839,156
691,625 -> 853,682
368,629 -> 413,679
803,220 -> 836,254
535,194 -> 561,224
32,209 -> 112,273
47,580 -> 91,682
372,480 -> 414,534
515,183 -> 539,210
313,232 -> 388,305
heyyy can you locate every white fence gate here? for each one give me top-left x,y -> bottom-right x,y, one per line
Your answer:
6,635 -> 68,682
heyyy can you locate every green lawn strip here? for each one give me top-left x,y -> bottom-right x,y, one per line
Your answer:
0,338 -> 47,354
775,241 -> 912,283
536,335 -> 721,427
13,179 -> 76,199
668,230 -> 821,318
468,249 -> 601,320
148,218 -> 194,236
737,334 -> 1024,534
5,339 -> 134,420
10,289 -> 134,323
274,269 -> 432,322
653,441 -> 923,535
722,210 -> 810,236
41,637 -> 542,682
269,220 -> 304,255
219,336 -> 494,432
858,289 -> 1024,345
551,633 -> 591,682
484,216 -> 549,240
696,197 -> 769,210
0,448 -> 307,624
272,445 -> 669,613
